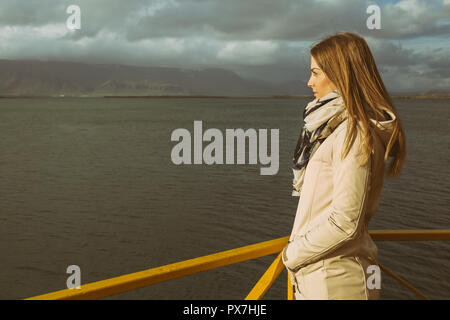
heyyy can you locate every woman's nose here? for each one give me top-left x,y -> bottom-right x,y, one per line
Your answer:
307,75 -> 314,88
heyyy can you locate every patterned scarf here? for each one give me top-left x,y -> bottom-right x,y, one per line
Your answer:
292,90 -> 348,196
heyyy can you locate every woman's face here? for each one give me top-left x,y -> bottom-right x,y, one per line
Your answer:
307,56 -> 336,100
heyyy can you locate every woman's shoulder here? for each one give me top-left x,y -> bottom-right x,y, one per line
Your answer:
331,119 -> 367,159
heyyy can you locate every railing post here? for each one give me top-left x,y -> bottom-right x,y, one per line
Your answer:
245,252 -> 285,300
287,272 -> 293,300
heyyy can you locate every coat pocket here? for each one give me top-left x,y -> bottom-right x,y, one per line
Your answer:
323,255 -> 369,300
298,260 -> 328,299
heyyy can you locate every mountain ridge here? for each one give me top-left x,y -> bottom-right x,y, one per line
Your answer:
0,59 -> 445,98
0,59 -> 310,97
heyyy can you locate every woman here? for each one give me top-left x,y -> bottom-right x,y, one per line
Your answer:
281,32 -> 406,300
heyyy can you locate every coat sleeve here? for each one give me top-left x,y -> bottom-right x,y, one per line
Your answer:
282,128 -> 371,272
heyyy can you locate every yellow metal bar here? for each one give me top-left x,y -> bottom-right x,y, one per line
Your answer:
27,236 -> 289,300
245,252 -> 285,300
287,272 -> 293,300
378,263 -> 429,300
369,229 -> 450,241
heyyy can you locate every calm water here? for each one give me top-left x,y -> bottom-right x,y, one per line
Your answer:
0,97 -> 449,300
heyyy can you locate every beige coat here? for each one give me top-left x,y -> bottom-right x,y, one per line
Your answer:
282,109 -> 397,300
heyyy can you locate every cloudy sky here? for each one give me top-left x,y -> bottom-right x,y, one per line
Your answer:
0,0 -> 449,93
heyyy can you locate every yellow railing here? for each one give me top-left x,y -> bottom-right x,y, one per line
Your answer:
26,229 -> 450,300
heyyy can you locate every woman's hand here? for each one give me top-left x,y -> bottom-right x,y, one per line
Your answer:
282,241 -> 297,272
282,242 -> 299,288
282,244 -> 289,263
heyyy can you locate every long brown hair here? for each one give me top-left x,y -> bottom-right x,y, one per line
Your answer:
310,32 -> 406,178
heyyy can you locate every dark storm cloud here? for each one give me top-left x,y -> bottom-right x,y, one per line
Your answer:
0,0 -> 65,26
0,0 -> 448,92
370,40 -> 419,67
120,0 -> 450,41
1,0 -> 447,40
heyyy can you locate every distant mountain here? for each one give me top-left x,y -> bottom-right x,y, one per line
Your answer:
0,59 -> 310,97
